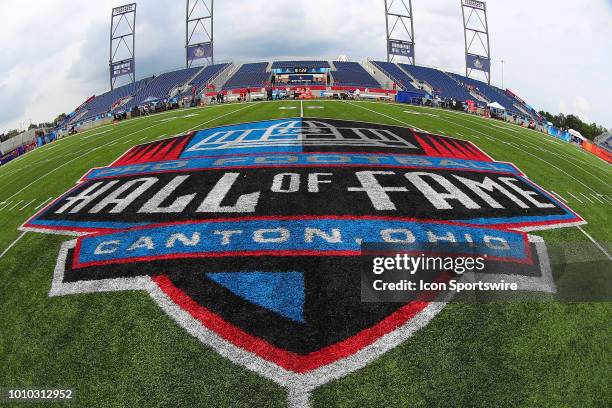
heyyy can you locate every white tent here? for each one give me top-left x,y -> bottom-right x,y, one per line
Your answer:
568,129 -> 585,140
487,101 -> 506,110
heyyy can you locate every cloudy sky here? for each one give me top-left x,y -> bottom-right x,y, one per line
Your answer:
1,0 -> 610,134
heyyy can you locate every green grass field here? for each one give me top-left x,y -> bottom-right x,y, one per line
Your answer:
0,100 -> 610,407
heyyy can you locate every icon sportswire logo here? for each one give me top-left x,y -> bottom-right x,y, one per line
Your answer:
21,118 -> 584,403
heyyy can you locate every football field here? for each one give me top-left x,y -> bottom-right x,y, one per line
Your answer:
0,100 -> 610,407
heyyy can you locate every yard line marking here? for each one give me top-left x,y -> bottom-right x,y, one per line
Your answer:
577,226 -> 612,261
590,194 -> 604,203
0,201 -> 9,210
82,129 -> 111,140
8,200 -> 23,210
579,192 -> 593,203
35,197 -> 54,210
185,103 -> 256,133
400,103 -> 612,187
550,191 -> 567,202
300,100 -> 304,118
566,191 -> 583,203
19,199 -> 36,210
0,106 -> 235,202
0,232 -> 27,260
346,101 -> 423,131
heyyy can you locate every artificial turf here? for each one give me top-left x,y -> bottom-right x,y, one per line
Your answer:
0,100 -> 610,407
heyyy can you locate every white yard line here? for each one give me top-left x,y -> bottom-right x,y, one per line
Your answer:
590,194 -> 604,204
8,200 -> 23,210
383,102 -> 612,186
579,192 -> 593,203
566,191 -> 583,204
0,231 -> 27,260
346,101 -> 422,130
3,104 -> 255,203
550,191 -> 567,202
19,199 -> 36,210
300,100 -> 304,118
577,226 -> 612,261
34,197 -> 54,210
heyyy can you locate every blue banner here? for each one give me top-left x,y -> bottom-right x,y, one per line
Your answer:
466,54 -> 490,72
187,43 -> 212,62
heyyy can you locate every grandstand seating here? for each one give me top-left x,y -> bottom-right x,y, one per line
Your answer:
270,60 -> 330,69
69,77 -> 153,124
222,62 -> 271,90
331,61 -> 380,88
370,61 -> 423,93
447,73 -> 531,117
122,67 -> 201,111
399,64 -> 474,102
175,63 -> 231,98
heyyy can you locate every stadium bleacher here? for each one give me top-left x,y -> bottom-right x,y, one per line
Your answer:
447,72 -> 527,116
399,64 -> 474,102
370,61 -> 423,93
331,61 -> 380,88
69,77 -> 153,124
174,63 -> 231,98
270,60 -> 330,69
222,62 -> 271,90
121,67 -> 201,111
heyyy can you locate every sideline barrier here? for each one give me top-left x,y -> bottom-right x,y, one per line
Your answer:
583,140 -> 612,163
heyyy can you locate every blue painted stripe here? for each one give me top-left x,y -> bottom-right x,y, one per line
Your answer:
76,219 -> 528,265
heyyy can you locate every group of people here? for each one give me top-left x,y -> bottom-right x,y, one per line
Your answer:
213,92 -> 226,104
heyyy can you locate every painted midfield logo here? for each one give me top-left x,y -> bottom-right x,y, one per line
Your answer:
22,119 -> 584,397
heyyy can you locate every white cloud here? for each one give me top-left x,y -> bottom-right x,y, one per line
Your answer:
0,0 -> 611,134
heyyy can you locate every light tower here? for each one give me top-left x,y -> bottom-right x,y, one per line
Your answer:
461,0 -> 491,84
186,0 -> 214,68
109,3 -> 137,90
384,0 -> 416,65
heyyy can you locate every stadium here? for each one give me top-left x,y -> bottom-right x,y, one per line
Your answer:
0,1 -> 610,407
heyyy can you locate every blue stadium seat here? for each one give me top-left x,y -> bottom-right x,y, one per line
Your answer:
399,64 -> 474,101
370,61 -> 422,93
174,63 -> 231,98
70,77 -> 153,124
447,72 -> 531,117
331,62 -> 380,88
122,67 -> 201,111
222,63 -> 271,90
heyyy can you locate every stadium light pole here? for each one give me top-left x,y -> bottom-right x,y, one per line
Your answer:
385,0 -> 416,65
500,59 -> 505,89
109,4 -> 137,90
461,0 -> 491,85
186,0 -> 214,68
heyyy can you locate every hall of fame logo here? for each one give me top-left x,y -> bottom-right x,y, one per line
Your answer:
22,118 -> 584,399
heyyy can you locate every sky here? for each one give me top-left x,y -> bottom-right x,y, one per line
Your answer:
0,0 -> 610,134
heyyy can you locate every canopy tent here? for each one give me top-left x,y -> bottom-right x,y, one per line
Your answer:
568,129 -> 585,140
487,101 -> 506,110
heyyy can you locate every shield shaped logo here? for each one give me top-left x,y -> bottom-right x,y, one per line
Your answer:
22,118 -> 583,399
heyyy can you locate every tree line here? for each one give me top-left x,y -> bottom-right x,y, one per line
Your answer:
538,111 -> 608,141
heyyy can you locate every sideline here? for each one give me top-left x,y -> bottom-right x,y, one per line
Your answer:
1,104 -> 255,202
577,226 -> 612,261
0,232 -> 27,260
